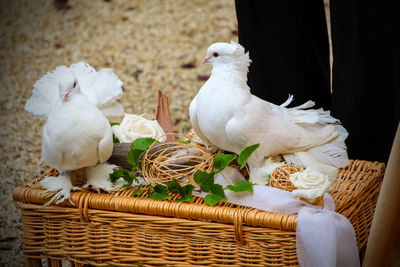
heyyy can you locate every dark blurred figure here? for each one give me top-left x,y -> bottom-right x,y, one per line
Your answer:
235,0 -> 400,163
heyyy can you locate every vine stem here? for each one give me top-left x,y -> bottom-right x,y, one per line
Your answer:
220,171 -> 233,185
244,164 -> 252,183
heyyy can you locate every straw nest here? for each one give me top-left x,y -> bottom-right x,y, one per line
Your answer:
141,135 -> 214,185
269,163 -> 303,192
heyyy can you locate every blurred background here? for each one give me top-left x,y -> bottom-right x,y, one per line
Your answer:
0,0 -> 237,265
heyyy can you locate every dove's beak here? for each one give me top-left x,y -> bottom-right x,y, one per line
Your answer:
202,57 -> 210,64
62,91 -> 69,102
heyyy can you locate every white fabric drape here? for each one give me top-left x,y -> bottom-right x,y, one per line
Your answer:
200,167 -> 360,267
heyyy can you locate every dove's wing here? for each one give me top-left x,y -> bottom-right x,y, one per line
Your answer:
97,125 -> 113,164
100,101 -> 125,118
189,95 -> 213,144
42,124 -> 64,170
25,66 -> 71,120
226,95 -> 339,158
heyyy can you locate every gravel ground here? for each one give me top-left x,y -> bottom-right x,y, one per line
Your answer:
0,0 -> 237,265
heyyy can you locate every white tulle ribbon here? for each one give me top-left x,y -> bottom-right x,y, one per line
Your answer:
202,167 -> 359,267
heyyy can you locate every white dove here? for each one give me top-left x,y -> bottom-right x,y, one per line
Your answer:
189,41 -> 349,183
25,63 -> 124,204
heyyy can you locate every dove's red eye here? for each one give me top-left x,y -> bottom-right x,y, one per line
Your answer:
213,52 -> 219,57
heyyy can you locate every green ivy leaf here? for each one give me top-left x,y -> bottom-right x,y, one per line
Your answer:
226,180 -> 253,193
167,178 -> 195,202
110,122 -> 120,127
204,184 -> 228,206
109,168 -> 138,188
123,173 -> 134,188
167,178 -> 182,194
237,144 -> 260,169
127,148 -> 144,170
194,170 -> 215,192
204,192 -> 226,206
130,184 -> 143,197
213,153 -> 237,172
149,184 -> 171,201
210,184 -> 227,200
176,184 -> 195,202
149,192 -> 171,201
132,137 -> 157,151
109,168 -> 130,183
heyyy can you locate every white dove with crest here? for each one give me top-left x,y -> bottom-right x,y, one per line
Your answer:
25,63 -> 124,204
190,41 -> 349,183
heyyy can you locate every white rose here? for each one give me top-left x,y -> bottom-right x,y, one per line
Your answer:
112,114 -> 166,143
289,167 -> 331,202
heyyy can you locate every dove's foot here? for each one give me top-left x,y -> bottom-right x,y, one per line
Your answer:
83,163 -> 127,192
39,172 -> 80,205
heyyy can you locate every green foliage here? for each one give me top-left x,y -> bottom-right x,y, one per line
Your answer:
109,168 -> 138,188
176,184 -> 195,202
194,170 -> 215,192
109,168 -> 130,183
167,178 -> 195,202
127,148 -> 144,170
213,153 -> 237,172
237,144 -> 260,169
132,137 -> 157,151
226,180 -> 253,193
117,138 -> 259,206
193,144 -> 259,206
113,135 -> 120,143
130,184 -> 143,197
126,137 -> 157,171
149,184 -> 171,201
204,184 -> 227,206
129,138 -> 157,170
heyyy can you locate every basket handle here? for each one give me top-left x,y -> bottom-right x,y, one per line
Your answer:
234,210 -> 246,245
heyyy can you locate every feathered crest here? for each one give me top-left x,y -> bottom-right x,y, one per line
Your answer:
25,62 -> 124,120
230,40 -> 245,55
229,40 -> 251,71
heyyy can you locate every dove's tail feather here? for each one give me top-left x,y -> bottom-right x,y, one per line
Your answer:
283,131 -> 349,179
70,62 -> 123,110
100,101 -> 125,118
307,136 -> 349,168
25,66 -> 71,119
89,68 -> 123,108
283,151 -> 341,180
280,94 -> 294,107
288,98 -> 340,125
282,97 -> 350,177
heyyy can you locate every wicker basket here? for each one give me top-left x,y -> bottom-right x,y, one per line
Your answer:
13,160 -> 385,266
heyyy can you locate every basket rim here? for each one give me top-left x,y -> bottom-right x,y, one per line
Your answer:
13,184 -> 298,231
13,159 -> 385,233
